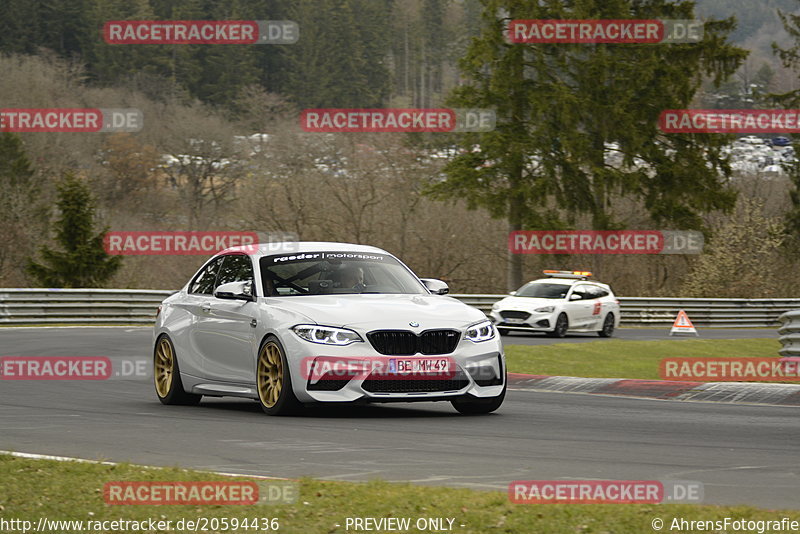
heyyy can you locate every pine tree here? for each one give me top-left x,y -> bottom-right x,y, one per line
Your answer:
26,172 -> 122,288
772,1 -> 800,245
0,0 -> 41,54
428,0 -> 746,289
0,132 -> 35,187
280,0 -> 391,108
0,133 -> 40,282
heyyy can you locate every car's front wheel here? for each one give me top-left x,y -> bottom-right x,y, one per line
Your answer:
451,384 -> 506,415
545,313 -> 568,338
154,335 -> 202,406
598,313 -> 615,338
256,336 -> 302,416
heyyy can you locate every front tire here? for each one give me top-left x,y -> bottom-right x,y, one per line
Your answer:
154,335 -> 202,406
545,313 -> 568,338
256,337 -> 302,416
598,313 -> 615,338
451,384 -> 506,415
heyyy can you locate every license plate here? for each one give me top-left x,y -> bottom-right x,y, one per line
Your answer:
505,318 -> 525,324
388,358 -> 450,374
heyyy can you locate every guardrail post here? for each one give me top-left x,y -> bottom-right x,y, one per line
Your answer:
778,310 -> 800,358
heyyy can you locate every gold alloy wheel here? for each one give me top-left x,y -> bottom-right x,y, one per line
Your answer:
154,338 -> 174,398
257,342 -> 284,408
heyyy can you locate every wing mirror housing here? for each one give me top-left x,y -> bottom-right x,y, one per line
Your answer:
569,293 -> 582,301
509,291 -> 517,296
420,278 -> 449,295
214,280 -> 255,301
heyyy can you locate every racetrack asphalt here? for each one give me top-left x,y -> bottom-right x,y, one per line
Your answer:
0,327 -> 797,509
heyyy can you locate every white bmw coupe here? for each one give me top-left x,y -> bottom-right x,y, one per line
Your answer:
153,242 -> 506,415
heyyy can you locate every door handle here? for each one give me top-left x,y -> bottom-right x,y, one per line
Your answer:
201,302 -> 211,313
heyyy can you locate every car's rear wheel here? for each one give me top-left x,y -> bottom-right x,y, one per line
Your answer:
256,337 -> 302,416
546,313 -> 568,338
154,335 -> 202,405
451,383 -> 506,415
598,313 -> 615,338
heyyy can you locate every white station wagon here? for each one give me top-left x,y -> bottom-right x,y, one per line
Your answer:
489,271 -> 620,338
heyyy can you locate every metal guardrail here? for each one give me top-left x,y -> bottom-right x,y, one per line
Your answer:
779,310 -> 800,357
0,289 -> 173,325
618,297 -> 800,328
0,289 -> 797,327
453,295 -> 800,328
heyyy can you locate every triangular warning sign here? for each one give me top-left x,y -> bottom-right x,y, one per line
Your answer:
670,309 -> 698,336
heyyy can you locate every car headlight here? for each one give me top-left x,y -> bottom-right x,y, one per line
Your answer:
292,325 -> 363,346
535,306 -> 555,313
465,320 -> 495,342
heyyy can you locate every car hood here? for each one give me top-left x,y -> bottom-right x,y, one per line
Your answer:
264,294 -> 486,330
495,296 -> 562,311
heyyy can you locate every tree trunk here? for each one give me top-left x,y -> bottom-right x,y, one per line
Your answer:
507,199 -> 524,291
507,38 -> 526,292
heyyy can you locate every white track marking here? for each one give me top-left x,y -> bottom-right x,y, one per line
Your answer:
0,450 -> 291,480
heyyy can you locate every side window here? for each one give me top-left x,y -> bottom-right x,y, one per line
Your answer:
571,284 -> 593,300
591,286 -> 609,298
583,285 -> 601,300
215,255 -> 255,290
189,257 -> 224,295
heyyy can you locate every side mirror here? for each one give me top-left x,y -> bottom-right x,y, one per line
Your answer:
215,280 -> 255,301
420,278 -> 449,295
509,291 -> 517,296
569,293 -> 581,301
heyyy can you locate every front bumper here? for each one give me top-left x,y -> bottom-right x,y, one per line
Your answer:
488,309 -> 556,331
282,332 -> 505,403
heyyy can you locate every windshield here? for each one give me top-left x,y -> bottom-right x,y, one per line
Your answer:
259,251 -> 427,296
515,282 -> 570,299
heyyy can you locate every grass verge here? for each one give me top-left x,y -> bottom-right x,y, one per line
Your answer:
505,338 -> 781,380
0,455 -> 793,534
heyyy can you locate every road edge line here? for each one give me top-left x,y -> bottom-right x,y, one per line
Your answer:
507,373 -> 800,406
